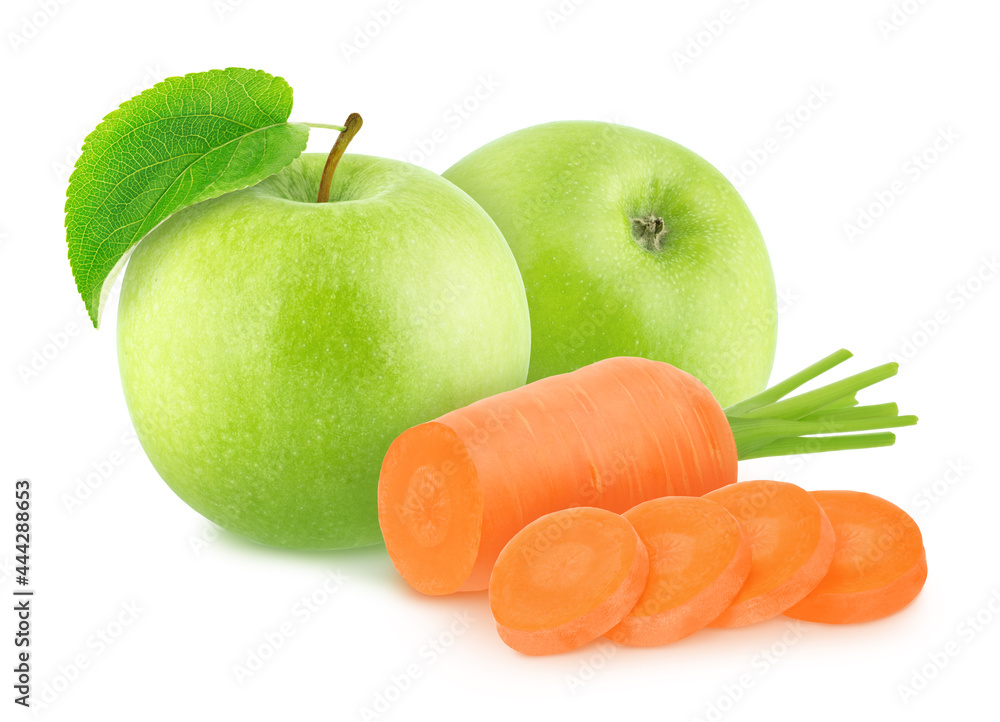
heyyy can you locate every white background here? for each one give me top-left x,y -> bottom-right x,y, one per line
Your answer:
3,0 -> 999,720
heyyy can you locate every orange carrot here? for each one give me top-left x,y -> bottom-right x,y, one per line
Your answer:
703,480 -> 835,627
783,491 -> 927,624
488,507 -> 648,656
380,357 -> 732,594
379,351 -> 915,595
605,497 -> 751,646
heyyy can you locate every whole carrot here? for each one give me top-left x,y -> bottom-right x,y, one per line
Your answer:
378,350 -> 916,595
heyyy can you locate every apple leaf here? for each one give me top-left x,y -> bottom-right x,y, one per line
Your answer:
65,67 -> 309,327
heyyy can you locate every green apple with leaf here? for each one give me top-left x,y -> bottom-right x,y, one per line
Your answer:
66,70 -> 530,548
443,121 -> 778,406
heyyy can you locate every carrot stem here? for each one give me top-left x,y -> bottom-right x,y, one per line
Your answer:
730,415 -> 916,458
730,413 -> 916,437
724,349 -> 853,417
738,432 -> 898,459
726,351 -> 915,461
742,363 -> 899,421
799,402 -> 898,422
815,394 -> 858,411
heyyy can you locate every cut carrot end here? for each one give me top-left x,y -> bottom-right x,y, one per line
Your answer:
704,480 -> 835,628
605,497 -> 751,647
784,490 -> 927,624
489,507 -> 649,656
378,422 -> 483,595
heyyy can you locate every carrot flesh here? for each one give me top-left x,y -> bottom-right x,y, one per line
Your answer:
605,497 -> 751,646
376,422 -> 484,595
489,507 -> 649,656
783,490 -> 927,624
379,357 -> 735,594
703,480 -> 835,627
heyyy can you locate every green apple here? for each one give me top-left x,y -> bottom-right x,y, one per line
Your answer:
443,121 -> 776,406
117,152 -> 530,549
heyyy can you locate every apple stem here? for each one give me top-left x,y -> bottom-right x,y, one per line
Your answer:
316,113 -> 364,203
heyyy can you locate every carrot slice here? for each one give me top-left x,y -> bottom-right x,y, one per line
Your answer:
489,507 -> 648,656
605,497 -> 751,646
784,490 -> 927,624
703,480 -> 834,627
